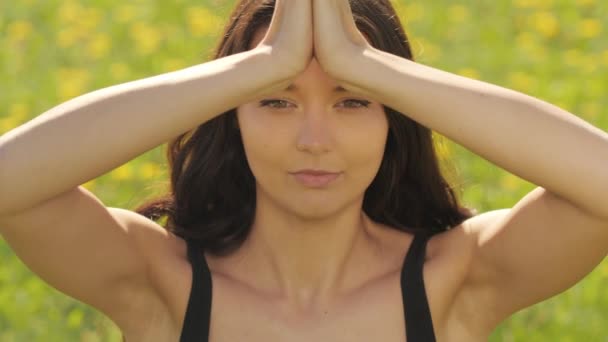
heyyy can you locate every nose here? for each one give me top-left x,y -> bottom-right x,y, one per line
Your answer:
296,113 -> 332,154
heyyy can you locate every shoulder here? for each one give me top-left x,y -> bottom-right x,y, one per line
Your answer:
115,213 -> 191,339
422,217 -> 493,336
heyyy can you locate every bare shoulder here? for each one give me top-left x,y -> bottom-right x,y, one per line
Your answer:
118,211 -> 192,340
0,185 -> 191,341
445,189 -> 608,336
128,212 -> 191,305
371,216 -> 505,341
418,219 -> 491,338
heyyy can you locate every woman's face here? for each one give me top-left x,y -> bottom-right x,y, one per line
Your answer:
236,27 -> 389,218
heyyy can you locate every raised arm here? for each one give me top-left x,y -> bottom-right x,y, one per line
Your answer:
0,49 -> 284,217
365,37 -> 608,337
358,38 -> 608,332
0,0 -> 312,336
312,0 -> 608,335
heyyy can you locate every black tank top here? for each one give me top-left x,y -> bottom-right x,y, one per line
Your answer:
179,233 -> 436,342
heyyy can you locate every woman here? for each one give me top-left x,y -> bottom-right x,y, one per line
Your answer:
0,0 -> 606,341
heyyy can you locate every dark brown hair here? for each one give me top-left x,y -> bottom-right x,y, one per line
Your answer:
135,0 -> 476,257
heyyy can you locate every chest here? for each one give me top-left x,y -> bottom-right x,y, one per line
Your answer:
204,272 -> 410,342
126,231 -> 486,342
131,264 -> 482,342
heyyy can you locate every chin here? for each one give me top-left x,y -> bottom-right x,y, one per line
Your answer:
288,208 -> 342,222
285,197 -> 352,219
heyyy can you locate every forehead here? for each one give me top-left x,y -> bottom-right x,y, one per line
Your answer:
246,25 -> 368,95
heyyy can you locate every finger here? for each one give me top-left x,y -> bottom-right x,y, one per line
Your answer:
262,0 -> 285,43
336,0 -> 368,46
263,0 -> 312,45
314,0 -> 366,46
282,0 -> 312,35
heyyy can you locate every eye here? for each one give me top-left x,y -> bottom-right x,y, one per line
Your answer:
339,99 -> 371,109
258,99 -> 371,110
259,99 -> 293,109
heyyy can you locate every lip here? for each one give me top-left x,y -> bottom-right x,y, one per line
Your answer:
290,170 -> 342,188
292,169 -> 340,176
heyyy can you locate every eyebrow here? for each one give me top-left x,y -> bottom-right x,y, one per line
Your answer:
286,84 -> 348,93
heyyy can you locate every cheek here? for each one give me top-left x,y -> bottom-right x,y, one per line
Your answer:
238,106 -> 290,140
338,114 -> 389,189
344,112 -> 388,157
237,110 -> 291,176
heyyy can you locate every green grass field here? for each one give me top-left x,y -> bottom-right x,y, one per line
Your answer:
1,0 -> 607,340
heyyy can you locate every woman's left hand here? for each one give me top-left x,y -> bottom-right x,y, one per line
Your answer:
312,0 -> 376,87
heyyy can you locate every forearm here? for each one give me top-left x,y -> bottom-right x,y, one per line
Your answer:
0,49 -> 282,216
361,48 -> 608,219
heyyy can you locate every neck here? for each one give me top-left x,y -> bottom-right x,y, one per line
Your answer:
237,192 -> 383,313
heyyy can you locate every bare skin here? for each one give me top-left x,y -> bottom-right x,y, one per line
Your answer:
0,22 -> 487,342
1,0 -> 607,341
101,26 -> 489,342
116,216 -> 475,342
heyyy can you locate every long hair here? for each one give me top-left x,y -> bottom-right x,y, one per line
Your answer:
135,0 -> 476,257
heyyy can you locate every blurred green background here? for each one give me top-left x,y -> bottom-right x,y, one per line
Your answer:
0,0 -> 606,341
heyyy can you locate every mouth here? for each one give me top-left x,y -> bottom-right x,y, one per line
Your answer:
289,170 -> 342,188
291,169 -> 340,175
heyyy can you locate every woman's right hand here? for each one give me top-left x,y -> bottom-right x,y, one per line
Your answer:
254,0 -> 313,79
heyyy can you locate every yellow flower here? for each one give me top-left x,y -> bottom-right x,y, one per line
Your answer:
112,164 -> 134,181
0,117 -> 21,135
77,8 -> 103,33
163,59 -> 188,72
139,162 -> 162,180
532,12 -> 559,38
410,38 -> 441,63
58,1 -> 83,24
56,27 -> 82,48
515,32 -> 548,62
433,133 -> 453,161
555,101 -> 573,112
580,103 -> 600,120
186,7 -> 223,37
601,261 -> 608,278
402,3 -> 425,24
82,179 -> 97,191
514,0 -> 555,9
129,22 -> 163,55
457,68 -> 481,80
500,173 -> 522,191
575,0 -> 596,7
9,103 -> 30,121
56,68 -> 91,101
448,5 -> 470,23
584,78 -> 604,98
110,63 -> 130,80
114,5 -> 137,23
86,33 -> 111,59
57,8 -> 100,44
602,50 -> 608,67
390,0 -> 408,21
578,19 -> 601,39
580,56 -> 598,74
516,32 -> 536,48
507,71 -> 537,92
7,20 -> 33,43
2,103 -> 29,133
564,49 -> 583,68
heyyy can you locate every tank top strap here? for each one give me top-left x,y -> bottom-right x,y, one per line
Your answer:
401,232 -> 436,341
180,238 -> 212,342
